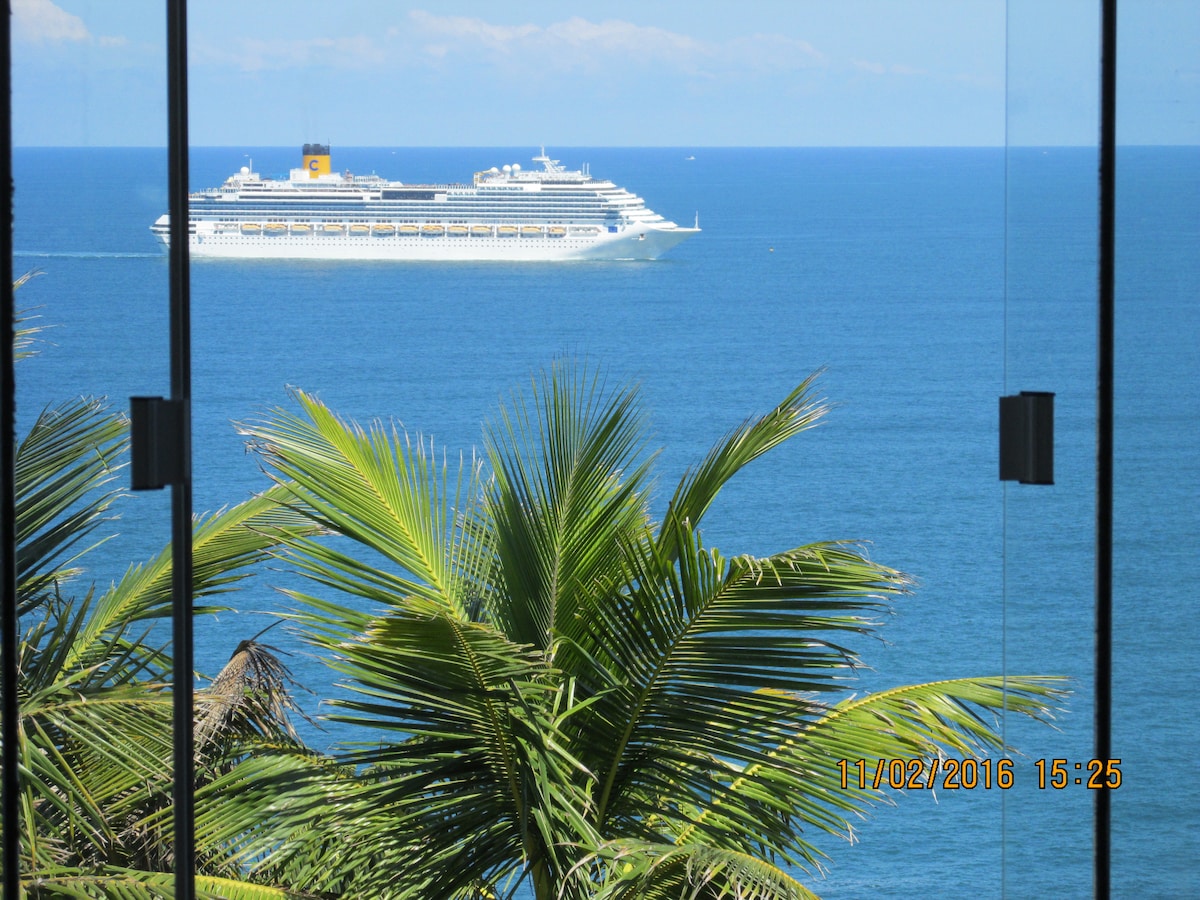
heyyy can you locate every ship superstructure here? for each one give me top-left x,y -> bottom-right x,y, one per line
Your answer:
150,145 -> 699,261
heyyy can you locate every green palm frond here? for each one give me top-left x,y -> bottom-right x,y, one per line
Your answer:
797,675 -> 1067,779
659,371 -> 828,560
189,748 -> 352,876
304,593 -> 554,742
292,595 -> 594,858
16,397 -> 127,615
483,359 -> 655,651
58,483 -> 319,674
19,680 -> 173,867
241,362 -> 1065,900
14,272 -> 49,360
15,480 -> 321,869
670,675 -> 1068,860
582,841 -> 822,900
239,390 -> 467,606
569,523 -> 906,836
10,368 -> 325,884
195,876 -> 320,900
23,868 -> 321,899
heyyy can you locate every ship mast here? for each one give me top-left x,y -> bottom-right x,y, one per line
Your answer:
532,147 -> 565,173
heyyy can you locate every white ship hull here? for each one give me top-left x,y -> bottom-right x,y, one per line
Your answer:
151,146 -> 699,263
153,220 -> 696,262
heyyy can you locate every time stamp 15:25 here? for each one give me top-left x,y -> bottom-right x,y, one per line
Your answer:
836,758 -> 1123,791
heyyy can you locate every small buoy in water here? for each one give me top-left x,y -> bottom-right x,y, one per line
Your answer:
769,247 -> 774,252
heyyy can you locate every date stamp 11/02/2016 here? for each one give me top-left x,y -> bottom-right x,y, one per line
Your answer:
836,758 -> 1123,791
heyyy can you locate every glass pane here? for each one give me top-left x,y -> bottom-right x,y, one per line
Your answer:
9,0 -> 174,882
1111,3 -> 1200,895
1002,1 -> 1099,896
1006,1 -> 1200,897
183,4 -> 1029,897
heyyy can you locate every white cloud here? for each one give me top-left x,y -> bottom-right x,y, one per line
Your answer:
189,10 -> 830,82
542,17 -> 702,57
402,10 -> 824,78
195,35 -> 387,72
403,10 -> 703,71
404,11 -> 539,51
12,0 -> 90,43
404,9 -> 682,57
851,59 -> 888,76
851,59 -> 934,78
726,33 -> 825,75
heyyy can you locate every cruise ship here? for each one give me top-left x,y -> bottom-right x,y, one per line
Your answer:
150,144 -> 699,261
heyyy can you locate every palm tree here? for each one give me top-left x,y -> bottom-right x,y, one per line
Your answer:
238,361 -> 1064,900
8,297 -> 325,898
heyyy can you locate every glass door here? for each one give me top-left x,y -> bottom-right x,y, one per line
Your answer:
1108,3 -> 1200,895
8,0 -> 184,891
1003,1 -> 1199,896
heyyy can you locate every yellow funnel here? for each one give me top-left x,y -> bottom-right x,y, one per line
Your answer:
302,143 -> 331,178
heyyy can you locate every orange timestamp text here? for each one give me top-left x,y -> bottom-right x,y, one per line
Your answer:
836,757 -> 1123,791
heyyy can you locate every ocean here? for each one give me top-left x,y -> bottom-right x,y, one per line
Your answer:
11,145 -> 1199,898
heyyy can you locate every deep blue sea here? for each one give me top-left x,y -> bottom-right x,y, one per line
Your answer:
12,146 -> 1199,898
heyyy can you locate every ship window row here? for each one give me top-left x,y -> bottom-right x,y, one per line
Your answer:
203,214 -> 618,225
192,204 -> 625,219
197,219 -> 621,227
195,203 -> 620,216
199,190 -> 630,205
197,194 -> 620,207
193,199 -> 621,212
189,206 -> 628,218
380,190 -> 439,200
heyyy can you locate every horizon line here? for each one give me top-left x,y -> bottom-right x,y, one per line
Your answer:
14,142 -> 1198,151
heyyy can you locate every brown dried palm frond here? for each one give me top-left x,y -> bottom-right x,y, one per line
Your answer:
195,624 -> 314,758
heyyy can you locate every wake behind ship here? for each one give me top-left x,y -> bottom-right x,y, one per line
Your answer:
151,145 -> 699,261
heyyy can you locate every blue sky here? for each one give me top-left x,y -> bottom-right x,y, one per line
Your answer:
10,0 -> 1198,147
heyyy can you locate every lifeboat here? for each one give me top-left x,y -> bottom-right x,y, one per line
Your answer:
496,226 -> 518,238
447,225 -> 469,237
320,223 -> 344,234
547,226 -> 567,238
471,225 -> 493,237
349,224 -> 370,235
372,224 -> 396,236
291,223 -> 312,234
421,224 -> 444,236
240,223 -> 262,234
264,223 -> 287,235
521,226 -> 543,237
399,224 -> 420,235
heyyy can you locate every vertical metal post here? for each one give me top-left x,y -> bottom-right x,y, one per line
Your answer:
1096,0 -> 1117,897
2,3 -> 22,897
166,1 -> 196,897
